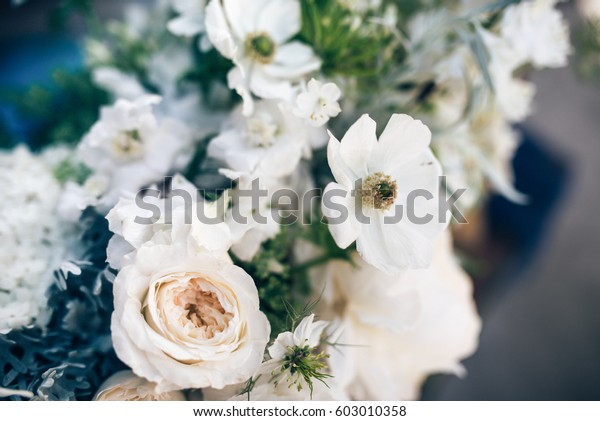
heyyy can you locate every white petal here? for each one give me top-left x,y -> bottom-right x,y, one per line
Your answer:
206,0 -> 237,59
339,114 -> 377,179
321,182 -> 360,249
369,114 -> 432,174
256,0 -> 300,44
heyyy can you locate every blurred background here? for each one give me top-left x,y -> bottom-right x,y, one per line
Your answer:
1,0 -> 599,400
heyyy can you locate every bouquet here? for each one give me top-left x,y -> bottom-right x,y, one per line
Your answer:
0,0 -> 570,401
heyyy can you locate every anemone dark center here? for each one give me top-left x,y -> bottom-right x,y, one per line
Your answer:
361,172 -> 398,210
246,32 -> 276,64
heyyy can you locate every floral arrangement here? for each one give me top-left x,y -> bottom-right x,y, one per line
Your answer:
0,0 -> 570,401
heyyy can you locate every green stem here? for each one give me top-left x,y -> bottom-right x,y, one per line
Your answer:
293,254 -> 332,273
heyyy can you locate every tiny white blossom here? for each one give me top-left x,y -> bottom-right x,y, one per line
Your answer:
322,114 -> 446,274
205,0 -> 321,115
294,79 -> 342,127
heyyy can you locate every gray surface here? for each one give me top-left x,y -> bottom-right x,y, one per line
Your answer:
436,18 -> 600,399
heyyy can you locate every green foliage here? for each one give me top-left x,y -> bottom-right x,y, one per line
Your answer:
53,158 -> 91,185
0,70 -> 108,150
299,0 -> 397,78
232,228 -> 299,338
574,21 -> 600,85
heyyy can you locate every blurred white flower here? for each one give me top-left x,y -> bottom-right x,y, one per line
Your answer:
434,103 -> 526,210
205,0 -> 321,115
500,0 -> 571,69
111,233 -> 270,392
92,67 -> 146,101
167,0 -> 211,50
78,95 -> 193,209
94,371 -> 186,401
578,0 -> 600,20
322,114 -> 446,274
219,170 -> 281,262
294,79 -> 342,127
321,232 -> 481,400
208,100 -> 326,179
0,146 -> 76,332
481,29 -> 536,122
106,174 -> 231,270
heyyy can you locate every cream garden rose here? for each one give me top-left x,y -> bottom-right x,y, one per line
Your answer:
111,240 -> 271,392
94,370 -> 186,401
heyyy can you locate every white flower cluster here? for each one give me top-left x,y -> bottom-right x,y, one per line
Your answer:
1,0 -> 571,402
0,146 -> 76,333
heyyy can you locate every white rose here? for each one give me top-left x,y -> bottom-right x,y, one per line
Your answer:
111,241 -> 271,392
94,370 -> 186,401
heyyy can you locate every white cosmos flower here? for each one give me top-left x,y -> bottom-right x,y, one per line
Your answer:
94,370 -> 186,401
500,0 -> 571,69
294,79 -> 342,127
78,95 -> 193,210
205,0 -> 321,115
208,99 -> 326,178
321,114 -> 446,274
111,236 -> 271,392
320,232 -> 481,400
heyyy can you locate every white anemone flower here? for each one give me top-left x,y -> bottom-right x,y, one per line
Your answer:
321,114 -> 446,274
294,79 -> 342,127
205,0 -> 321,115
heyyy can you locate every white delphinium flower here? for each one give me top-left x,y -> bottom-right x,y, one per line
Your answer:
208,99 -> 326,179
167,0 -> 211,50
219,170 -> 281,262
500,0 -> 571,69
205,0 -> 321,115
319,232 -> 481,400
294,79 -> 342,127
321,114 -> 446,274
77,95 -> 193,210
106,174 -> 230,270
94,371 -> 186,401
0,146 -> 76,333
